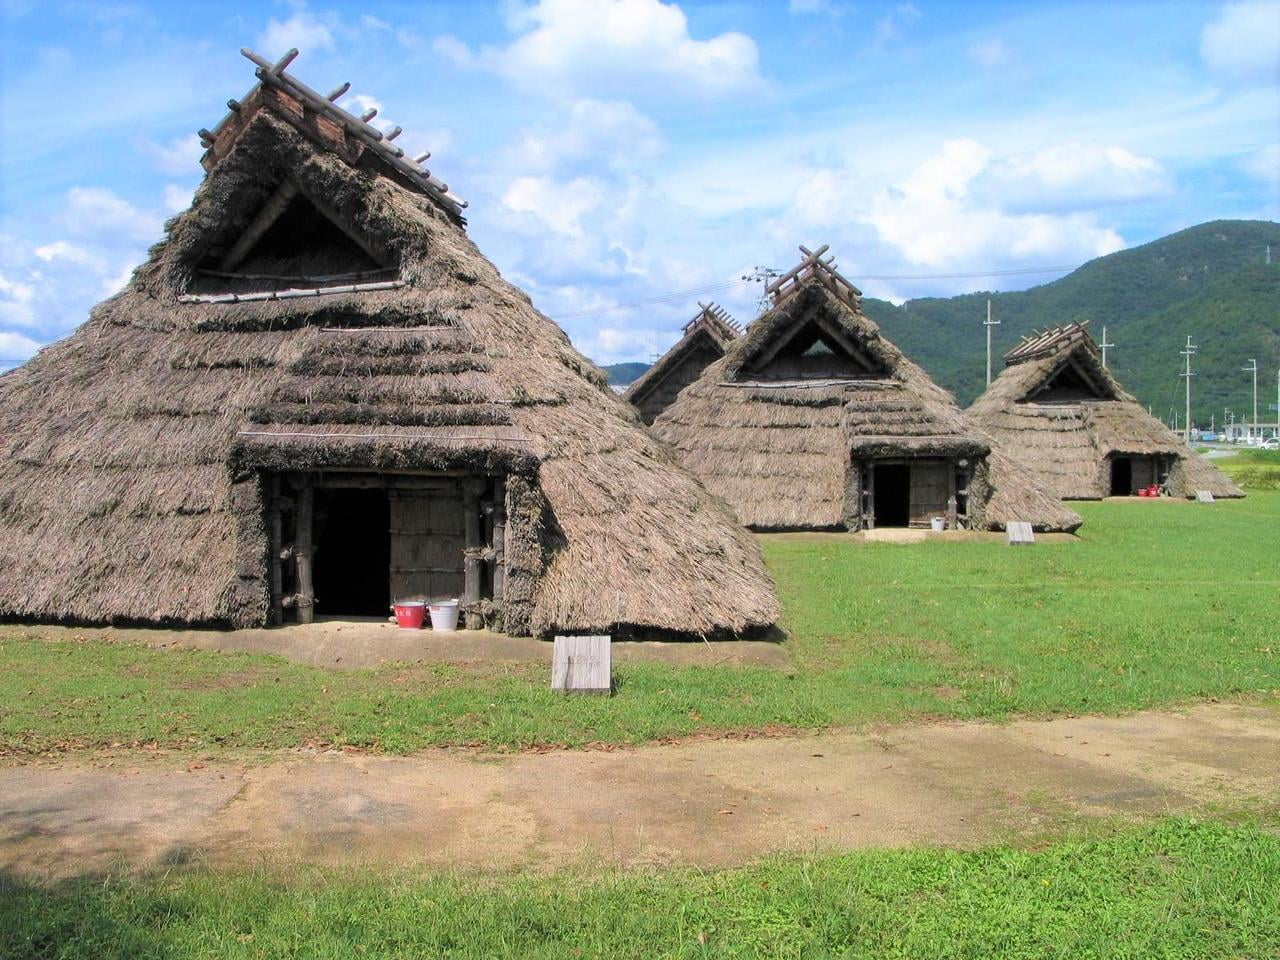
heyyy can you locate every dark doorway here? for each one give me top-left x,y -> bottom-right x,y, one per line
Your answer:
313,489 -> 391,617
874,463 -> 911,527
1110,457 -> 1132,496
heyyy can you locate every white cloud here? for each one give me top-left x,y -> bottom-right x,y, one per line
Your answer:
508,99 -> 663,174
101,263 -> 136,296
63,187 -> 163,244
789,0 -> 843,14
458,0 -> 761,99
34,241 -> 102,266
502,176 -> 607,236
1201,1 -> 1280,83
873,2 -> 922,47
0,273 -> 35,303
163,184 -> 192,214
140,134 -> 204,176
1240,143 -> 1280,182
432,34 -> 473,66
864,139 -> 1126,268
968,38 -> 1010,68
258,9 -> 335,57
0,331 -> 42,366
988,142 -> 1172,210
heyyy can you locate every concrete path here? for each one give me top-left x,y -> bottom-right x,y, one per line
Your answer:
7,623 -> 789,670
3,702 -> 1276,879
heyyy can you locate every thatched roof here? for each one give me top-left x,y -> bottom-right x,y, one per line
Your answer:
0,50 -> 779,636
623,302 -> 741,424
968,322 -> 1243,499
651,248 -> 1081,532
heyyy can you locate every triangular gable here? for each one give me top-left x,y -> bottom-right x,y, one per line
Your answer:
731,282 -> 889,382
1021,343 -> 1118,404
191,178 -> 390,293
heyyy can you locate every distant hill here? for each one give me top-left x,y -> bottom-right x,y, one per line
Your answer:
601,221 -> 1279,425
603,361 -> 650,387
864,220 -> 1280,421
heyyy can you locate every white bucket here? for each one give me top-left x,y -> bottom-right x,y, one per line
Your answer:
428,598 -> 460,632
930,517 -> 946,532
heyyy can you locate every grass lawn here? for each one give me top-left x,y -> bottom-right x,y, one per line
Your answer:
1,492 -> 1278,755
1215,449 -> 1280,490
3,817 -> 1278,959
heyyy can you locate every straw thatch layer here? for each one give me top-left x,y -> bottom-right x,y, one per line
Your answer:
0,106 -> 778,635
968,324 -> 1243,500
652,282 -> 1081,532
624,304 -> 740,424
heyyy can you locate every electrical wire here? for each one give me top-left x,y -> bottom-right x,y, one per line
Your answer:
548,264 -> 1081,321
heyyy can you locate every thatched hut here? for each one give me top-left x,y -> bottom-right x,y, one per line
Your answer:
652,246 -> 1081,532
968,322 -> 1243,499
623,302 -> 741,424
0,49 -> 779,637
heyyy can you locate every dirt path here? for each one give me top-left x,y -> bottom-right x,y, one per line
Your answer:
2,702 -> 1276,879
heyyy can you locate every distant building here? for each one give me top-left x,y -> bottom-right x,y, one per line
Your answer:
652,246 -> 1081,532
623,303 -> 741,424
968,322 -> 1242,499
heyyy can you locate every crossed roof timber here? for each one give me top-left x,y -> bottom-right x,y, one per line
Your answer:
766,245 -> 863,312
1005,320 -> 1095,365
198,48 -> 467,219
683,301 -> 742,340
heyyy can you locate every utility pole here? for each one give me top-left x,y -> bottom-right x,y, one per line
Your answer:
1099,325 -> 1115,368
1243,359 -> 1258,434
984,299 -> 999,387
1180,335 -> 1196,444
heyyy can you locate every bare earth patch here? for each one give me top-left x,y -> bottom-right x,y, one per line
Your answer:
2,702 -> 1276,879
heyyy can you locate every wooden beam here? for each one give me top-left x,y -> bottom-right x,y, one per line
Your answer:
492,478 -> 507,601
295,483 -> 315,624
219,180 -> 300,271
269,475 -> 283,626
462,480 -> 483,624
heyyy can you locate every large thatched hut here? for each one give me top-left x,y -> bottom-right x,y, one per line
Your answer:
623,302 -> 741,424
968,322 -> 1243,499
0,49 -> 779,637
652,247 -> 1081,532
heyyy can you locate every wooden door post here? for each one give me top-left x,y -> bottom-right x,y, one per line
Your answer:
295,483 -> 315,624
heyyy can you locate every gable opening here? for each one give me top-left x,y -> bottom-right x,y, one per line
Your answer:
191,181 -> 397,296
1027,354 -> 1113,403
746,319 -> 886,381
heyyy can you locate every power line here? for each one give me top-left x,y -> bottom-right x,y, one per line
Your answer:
548,262 -> 1083,321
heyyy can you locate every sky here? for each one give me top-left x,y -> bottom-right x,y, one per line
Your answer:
0,0 -> 1277,372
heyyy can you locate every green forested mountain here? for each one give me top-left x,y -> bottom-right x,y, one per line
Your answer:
605,220 -> 1279,425
603,361 -> 651,386
863,220 -> 1280,424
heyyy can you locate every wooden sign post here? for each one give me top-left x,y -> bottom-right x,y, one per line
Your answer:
1006,521 -> 1035,546
552,635 -> 612,695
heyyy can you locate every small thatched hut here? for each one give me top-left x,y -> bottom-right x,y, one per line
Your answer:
968,322 -> 1243,499
623,302 -> 741,424
652,246 -> 1081,532
0,49 -> 779,637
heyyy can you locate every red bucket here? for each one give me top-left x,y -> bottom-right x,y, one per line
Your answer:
392,601 -> 426,629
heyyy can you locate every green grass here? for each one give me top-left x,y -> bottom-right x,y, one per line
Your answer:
2,493 -> 1278,755
3,818 -> 1278,959
1215,449 -> 1280,490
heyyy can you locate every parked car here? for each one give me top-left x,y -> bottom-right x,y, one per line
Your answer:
1261,437 -> 1280,450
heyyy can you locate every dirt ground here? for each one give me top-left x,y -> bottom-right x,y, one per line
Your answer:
10,622 -> 790,670
2,702 -> 1276,879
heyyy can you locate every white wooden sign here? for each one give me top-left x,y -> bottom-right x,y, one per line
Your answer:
551,635 -> 612,695
1006,521 -> 1035,545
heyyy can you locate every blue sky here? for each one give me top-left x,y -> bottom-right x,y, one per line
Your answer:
1,0 -> 1277,371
